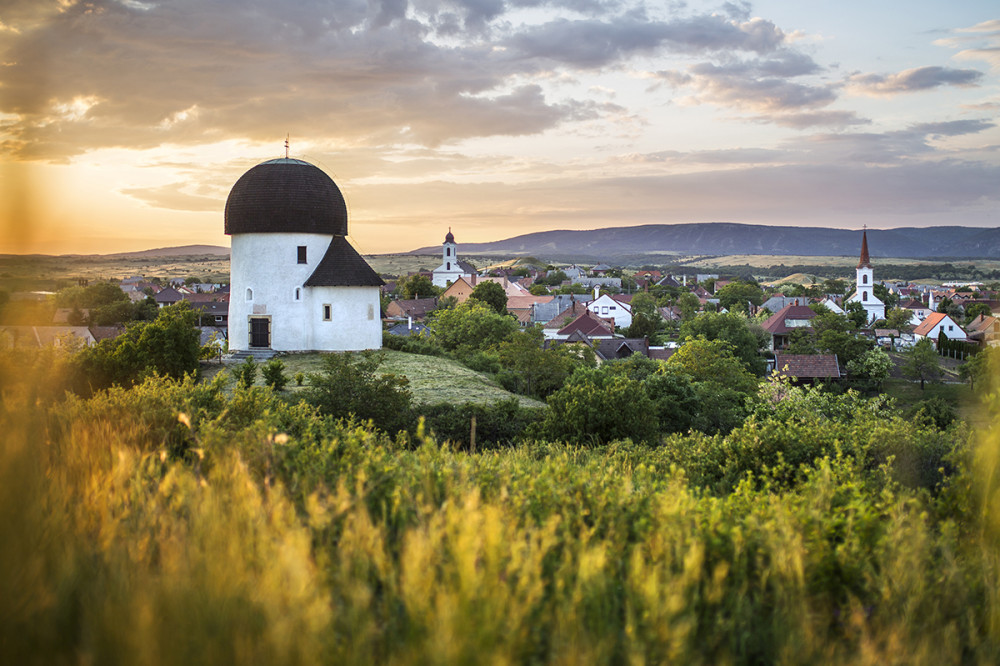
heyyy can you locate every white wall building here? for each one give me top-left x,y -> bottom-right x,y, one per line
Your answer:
226,157 -> 383,352
587,289 -> 633,329
432,229 -> 477,287
845,230 -> 885,325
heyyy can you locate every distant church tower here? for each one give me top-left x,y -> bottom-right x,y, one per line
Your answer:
846,229 -> 885,325
225,155 -> 383,352
432,228 -> 474,288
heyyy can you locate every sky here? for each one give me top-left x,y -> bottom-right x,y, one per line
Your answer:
0,0 -> 998,256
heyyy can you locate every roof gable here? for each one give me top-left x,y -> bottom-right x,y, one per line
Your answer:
304,236 -> 384,287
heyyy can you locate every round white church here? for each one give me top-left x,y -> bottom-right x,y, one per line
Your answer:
225,157 -> 383,352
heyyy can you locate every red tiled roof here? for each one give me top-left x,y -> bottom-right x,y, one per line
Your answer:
774,353 -> 841,379
557,310 -> 615,337
762,303 -> 817,335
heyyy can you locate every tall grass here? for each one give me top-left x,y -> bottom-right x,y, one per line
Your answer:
2,351 -> 1000,663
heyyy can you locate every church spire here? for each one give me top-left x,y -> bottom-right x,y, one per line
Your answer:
857,228 -> 872,269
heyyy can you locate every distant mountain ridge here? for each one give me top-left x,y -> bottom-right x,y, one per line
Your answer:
410,223 -> 1000,261
105,244 -> 230,259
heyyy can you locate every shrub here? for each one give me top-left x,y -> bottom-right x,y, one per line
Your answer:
235,356 -> 258,389
261,358 -> 287,391
417,399 -> 544,450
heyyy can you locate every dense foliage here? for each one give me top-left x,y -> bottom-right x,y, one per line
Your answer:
2,352 -> 998,664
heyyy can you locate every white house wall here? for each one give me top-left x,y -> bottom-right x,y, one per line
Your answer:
229,233 -> 381,351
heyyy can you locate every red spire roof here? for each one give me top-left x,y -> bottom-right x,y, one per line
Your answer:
857,229 -> 872,269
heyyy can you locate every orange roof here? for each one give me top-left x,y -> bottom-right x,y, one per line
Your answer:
912,312 -> 948,337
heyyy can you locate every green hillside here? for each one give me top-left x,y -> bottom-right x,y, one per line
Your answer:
206,350 -> 544,408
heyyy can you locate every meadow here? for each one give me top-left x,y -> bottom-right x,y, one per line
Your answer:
3,348 -> 1000,664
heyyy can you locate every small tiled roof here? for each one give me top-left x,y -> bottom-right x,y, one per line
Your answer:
761,303 -> 817,334
557,310 -> 615,337
774,353 -> 841,379
874,329 -> 899,337
387,297 -> 437,319
154,287 -> 183,303
967,314 -> 998,334
649,348 -> 676,361
304,236 -> 384,287
596,337 -> 648,360
899,298 -> 925,309
543,302 -> 585,329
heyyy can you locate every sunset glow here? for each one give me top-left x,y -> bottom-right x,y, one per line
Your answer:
1,1 -> 998,255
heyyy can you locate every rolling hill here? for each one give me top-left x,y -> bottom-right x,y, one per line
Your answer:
409,223 -> 1000,261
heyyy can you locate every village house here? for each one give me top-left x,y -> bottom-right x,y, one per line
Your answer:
761,301 -> 817,351
965,315 -> 998,347
912,312 -> 967,346
773,353 -> 842,384
586,288 -> 632,329
385,297 -> 438,321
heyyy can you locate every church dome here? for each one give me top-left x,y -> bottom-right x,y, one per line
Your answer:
445,228 -> 455,243
224,158 -> 348,236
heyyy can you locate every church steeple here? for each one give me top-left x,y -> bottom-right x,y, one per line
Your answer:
857,228 -> 872,269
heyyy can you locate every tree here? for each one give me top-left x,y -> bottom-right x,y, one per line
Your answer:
304,351 -> 412,435
625,292 -> 662,339
426,300 -> 519,354
964,303 -> 991,324
823,278 -> 847,295
679,312 -> 766,375
667,337 -> 758,394
73,301 -> 201,392
902,338 -> 942,390
537,366 -> 658,445
469,280 -> 508,314
398,274 -> 437,300
666,337 -> 759,434
528,284 -> 550,296
493,326 -> 581,399
958,348 -> 992,389
844,301 -> 867,328
676,292 -> 700,320
715,281 -> 765,314
883,307 -> 914,332
846,347 -> 893,390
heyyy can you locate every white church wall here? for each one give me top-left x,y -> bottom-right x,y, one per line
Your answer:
305,286 -> 382,351
229,232 -> 357,351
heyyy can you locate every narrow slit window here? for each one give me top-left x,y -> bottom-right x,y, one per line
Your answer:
294,287 -> 301,301
322,304 -> 332,321
297,246 -> 307,264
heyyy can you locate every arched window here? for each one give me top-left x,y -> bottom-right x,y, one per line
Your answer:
446,247 -> 451,257
246,288 -> 253,301
862,292 -> 867,301
863,274 -> 868,285
447,262 -> 451,270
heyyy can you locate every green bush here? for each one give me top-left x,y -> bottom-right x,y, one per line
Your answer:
235,356 -> 258,389
417,399 -> 544,450
261,358 -> 287,391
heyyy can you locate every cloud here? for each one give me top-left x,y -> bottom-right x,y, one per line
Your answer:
847,66 -> 983,95
506,13 -> 786,68
120,182 -> 221,212
935,19 -> 1000,70
767,111 -> 869,129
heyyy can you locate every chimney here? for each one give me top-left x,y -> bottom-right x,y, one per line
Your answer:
594,285 -> 600,301
408,316 -> 413,331
682,275 -> 687,287
503,275 -> 508,288
471,274 -> 477,286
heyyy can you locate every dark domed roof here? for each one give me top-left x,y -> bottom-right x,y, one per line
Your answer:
225,158 -> 348,236
445,228 -> 455,243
